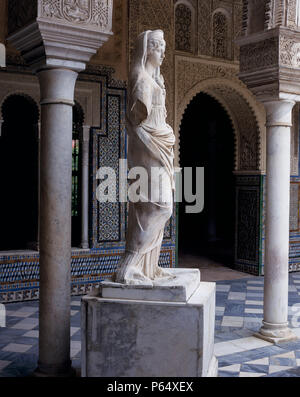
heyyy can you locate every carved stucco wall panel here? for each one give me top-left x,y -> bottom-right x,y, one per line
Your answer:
90,0 -> 128,81
212,10 -> 229,59
39,0 -> 113,30
198,0 -> 212,56
239,37 -> 278,73
197,0 -> 241,60
233,2 -> 243,60
174,0 -> 196,53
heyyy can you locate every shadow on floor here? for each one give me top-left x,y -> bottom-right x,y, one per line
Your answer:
178,251 -> 255,282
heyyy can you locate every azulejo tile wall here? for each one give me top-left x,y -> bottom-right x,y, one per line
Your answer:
236,172 -> 300,276
234,175 -> 263,276
0,68 -> 177,303
289,176 -> 300,273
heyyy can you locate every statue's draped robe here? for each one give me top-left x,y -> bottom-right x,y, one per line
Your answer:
119,71 -> 175,283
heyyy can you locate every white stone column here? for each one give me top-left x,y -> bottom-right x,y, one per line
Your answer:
81,125 -> 90,249
6,0 -> 113,378
37,68 -> 78,376
257,100 -> 297,343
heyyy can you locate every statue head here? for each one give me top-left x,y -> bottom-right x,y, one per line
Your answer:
131,30 -> 166,84
146,30 -> 166,69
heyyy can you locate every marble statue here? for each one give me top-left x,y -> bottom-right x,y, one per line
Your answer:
115,30 -> 176,285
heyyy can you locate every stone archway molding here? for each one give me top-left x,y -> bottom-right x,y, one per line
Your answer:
176,77 -> 266,173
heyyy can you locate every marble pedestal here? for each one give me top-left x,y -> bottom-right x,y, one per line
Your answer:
81,269 -> 218,377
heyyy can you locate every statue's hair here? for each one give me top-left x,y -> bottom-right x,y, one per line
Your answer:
147,38 -> 166,53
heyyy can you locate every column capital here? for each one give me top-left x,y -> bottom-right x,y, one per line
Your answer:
6,0 -> 113,73
37,68 -> 79,108
262,99 -> 296,128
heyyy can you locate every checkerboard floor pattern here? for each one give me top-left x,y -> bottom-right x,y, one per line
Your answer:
1,273 -> 300,377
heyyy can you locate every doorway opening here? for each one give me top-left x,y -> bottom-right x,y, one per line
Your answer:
0,94 -> 39,251
178,92 -> 235,268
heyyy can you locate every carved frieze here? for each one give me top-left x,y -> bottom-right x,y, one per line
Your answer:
39,0 -> 112,30
239,37 -> 278,73
280,35 -> 300,67
8,0 -> 113,35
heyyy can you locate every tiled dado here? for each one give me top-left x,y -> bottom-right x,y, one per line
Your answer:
234,175 -> 300,276
0,247 -> 175,303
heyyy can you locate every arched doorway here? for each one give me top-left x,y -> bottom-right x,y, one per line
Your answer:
71,101 -> 84,247
0,94 -> 39,251
178,92 -> 235,266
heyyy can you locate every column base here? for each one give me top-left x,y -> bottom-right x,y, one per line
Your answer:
33,361 -> 76,377
254,321 -> 298,344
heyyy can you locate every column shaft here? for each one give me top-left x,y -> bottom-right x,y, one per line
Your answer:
258,100 -> 297,343
37,68 -> 78,376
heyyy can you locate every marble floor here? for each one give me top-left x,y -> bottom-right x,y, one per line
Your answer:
1,272 -> 300,377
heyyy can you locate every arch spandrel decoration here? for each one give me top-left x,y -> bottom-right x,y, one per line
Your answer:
175,60 -> 265,173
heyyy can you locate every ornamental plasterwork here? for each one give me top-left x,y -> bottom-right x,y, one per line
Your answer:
175,2 -> 194,53
239,37 -> 278,72
280,35 -> 300,67
39,0 -> 112,30
176,57 -> 240,107
233,1 -> 243,60
212,11 -> 228,59
175,56 -> 264,172
240,33 -> 300,69
198,0 -> 212,56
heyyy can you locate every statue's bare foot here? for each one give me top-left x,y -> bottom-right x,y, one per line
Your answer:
115,265 -> 153,286
154,266 -> 176,281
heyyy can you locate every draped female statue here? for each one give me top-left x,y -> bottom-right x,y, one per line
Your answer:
115,30 -> 176,285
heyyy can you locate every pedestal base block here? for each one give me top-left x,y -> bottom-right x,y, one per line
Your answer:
100,268 -> 201,302
81,275 -> 217,377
